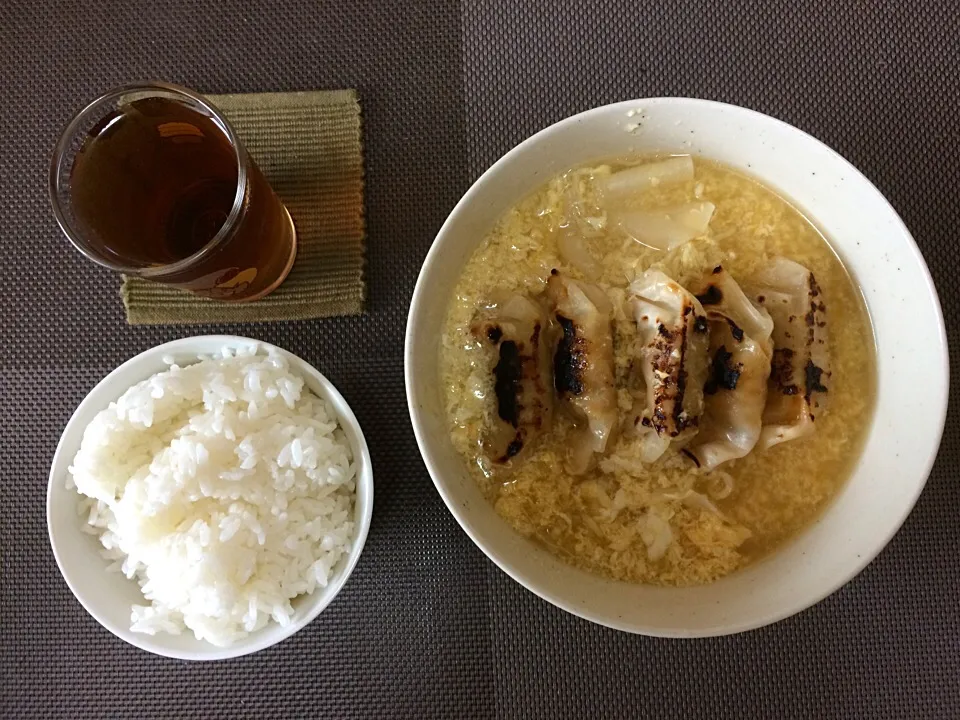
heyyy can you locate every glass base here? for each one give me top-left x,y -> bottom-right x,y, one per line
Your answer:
235,205 -> 298,303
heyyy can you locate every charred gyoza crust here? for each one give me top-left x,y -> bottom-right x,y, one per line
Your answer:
546,272 -> 618,474
646,319 -> 699,436
749,257 -> 831,449
683,266 -> 774,471
553,315 -> 585,396
704,345 -> 742,395
471,296 -> 553,465
492,340 -> 522,430
803,273 -> 829,402
763,271 -> 829,403
628,269 -> 710,463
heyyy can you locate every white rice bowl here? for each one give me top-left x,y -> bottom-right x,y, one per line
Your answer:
67,344 -> 356,647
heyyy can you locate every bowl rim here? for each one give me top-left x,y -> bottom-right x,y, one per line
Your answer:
47,334 -> 374,660
404,96 -> 949,636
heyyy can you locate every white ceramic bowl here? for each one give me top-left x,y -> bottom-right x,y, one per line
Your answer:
405,98 -> 948,636
48,335 -> 374,660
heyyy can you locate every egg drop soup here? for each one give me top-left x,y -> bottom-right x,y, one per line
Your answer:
440,155 -> 876,586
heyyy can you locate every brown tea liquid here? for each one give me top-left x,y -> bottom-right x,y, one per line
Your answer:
70,96 -> 296,301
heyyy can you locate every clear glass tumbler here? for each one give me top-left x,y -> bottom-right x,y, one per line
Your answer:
50,82 -> 297,302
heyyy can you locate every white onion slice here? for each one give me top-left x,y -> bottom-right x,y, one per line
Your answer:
617,201 -> 715,251
557,230 -> 601,280
639,510 -> 674,561
600,155 -> 694,198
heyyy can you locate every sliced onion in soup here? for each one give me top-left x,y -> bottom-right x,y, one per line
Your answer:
599,155 -> 694,198
556,229 -> 602,279
617,201 -> 716,251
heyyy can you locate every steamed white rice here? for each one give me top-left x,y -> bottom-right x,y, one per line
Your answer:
68,344 -> 356,647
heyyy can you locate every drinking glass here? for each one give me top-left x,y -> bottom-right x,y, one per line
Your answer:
50,82 -> 297,302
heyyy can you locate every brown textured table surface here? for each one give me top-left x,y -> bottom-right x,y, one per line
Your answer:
2,1 -> 958,718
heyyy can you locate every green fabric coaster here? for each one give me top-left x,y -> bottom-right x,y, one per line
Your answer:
121,89 -> 365,324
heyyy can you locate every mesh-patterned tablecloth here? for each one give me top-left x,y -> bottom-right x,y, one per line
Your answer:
2,1 -> 958,718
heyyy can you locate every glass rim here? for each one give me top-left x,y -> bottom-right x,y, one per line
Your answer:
49,81 -> 249,278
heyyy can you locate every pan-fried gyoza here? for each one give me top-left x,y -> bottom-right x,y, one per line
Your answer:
441,154 -> 875,586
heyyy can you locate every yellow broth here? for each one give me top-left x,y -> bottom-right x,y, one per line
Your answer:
439,157 -> 876,586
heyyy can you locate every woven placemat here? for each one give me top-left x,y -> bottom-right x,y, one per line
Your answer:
120,89 -> 365,324
4,0 -> 960,717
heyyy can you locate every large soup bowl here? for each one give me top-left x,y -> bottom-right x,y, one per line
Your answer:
404,98 -> 948,636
